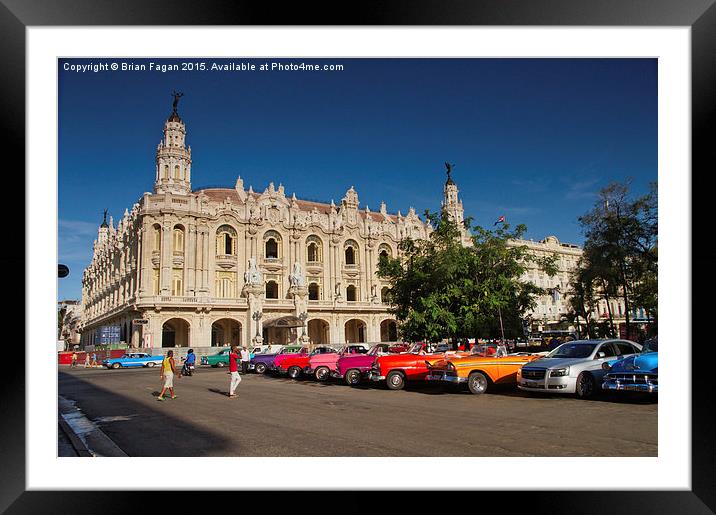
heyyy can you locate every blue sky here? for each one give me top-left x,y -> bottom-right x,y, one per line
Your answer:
58,58 -> 657,300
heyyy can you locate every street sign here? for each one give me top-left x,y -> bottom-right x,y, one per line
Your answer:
132,319 -> 149,325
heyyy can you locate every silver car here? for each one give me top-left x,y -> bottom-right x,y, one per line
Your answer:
517,339 -> 642,399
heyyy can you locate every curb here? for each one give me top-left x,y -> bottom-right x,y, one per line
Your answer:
59,396 -> 128,457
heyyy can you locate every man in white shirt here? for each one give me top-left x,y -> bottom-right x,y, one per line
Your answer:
240,346 -> 250,374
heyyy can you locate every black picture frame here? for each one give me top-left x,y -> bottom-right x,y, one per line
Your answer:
4,1 -> 712,512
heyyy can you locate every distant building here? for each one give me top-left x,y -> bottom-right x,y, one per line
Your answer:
58,300 -> 82,349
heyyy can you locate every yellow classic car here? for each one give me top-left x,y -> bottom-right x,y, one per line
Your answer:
426,343 -> 540,395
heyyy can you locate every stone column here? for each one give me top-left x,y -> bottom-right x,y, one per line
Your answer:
290,285 -> 310,345
244,284 -> 264,345
138,222 -> 150,294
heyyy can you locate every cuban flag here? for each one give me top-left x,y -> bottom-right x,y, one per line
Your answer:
494,215 -> 505,226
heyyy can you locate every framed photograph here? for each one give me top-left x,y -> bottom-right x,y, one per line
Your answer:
4,0 -> 713,512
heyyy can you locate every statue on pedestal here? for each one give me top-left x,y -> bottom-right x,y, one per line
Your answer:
289,262 -> 306,287
244,257 -> 263,285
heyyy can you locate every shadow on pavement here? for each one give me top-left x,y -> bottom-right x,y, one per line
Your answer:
59,371 -> 234,457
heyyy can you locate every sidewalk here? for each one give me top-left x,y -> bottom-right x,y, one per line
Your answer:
58,396 -> 127,457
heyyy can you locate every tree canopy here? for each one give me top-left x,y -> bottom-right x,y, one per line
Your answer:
377,211 -> 556,342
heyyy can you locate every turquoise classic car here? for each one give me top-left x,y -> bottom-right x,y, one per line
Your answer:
103,352 -> 164,369
201,349 -> 232,367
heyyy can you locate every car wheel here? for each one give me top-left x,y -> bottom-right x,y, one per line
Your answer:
576,372 -> 595,399
386,371 -> 405,390
345,369 -> 361,386
111,363 -> 121,369
288,366 -> 302,379
216,362 -> 225,368
255,363 -> 267,374
467,371 -> 489,395
146,362 -> 155,368
315,367 -> 329,381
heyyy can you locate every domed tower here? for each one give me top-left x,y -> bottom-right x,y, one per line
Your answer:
441,162 -> 465,226
154,91 -> 192,195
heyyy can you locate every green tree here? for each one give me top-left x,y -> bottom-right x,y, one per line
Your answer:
377,210 -> 556,343
575,180 -> 657,338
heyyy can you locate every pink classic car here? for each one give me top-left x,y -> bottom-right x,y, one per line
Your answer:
305,344 -> 369,381
334,343 -> 395,385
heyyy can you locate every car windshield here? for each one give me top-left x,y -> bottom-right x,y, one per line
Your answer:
547,343 -> 597,359
408,343 -> 424,353
642,340 -> 658,353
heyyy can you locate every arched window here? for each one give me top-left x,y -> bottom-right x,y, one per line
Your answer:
216,225 -> 237,256
344,240 -> 358,265
266,280 -> 279,299
264,231 -> 282,260
346,285 -> 357,302
215,272 -> 236,298
306,235 -> 323,263
174,165 -> 180,180
378,243 -> 392,262
163,165 -> 169,180
308,283 -> 319,301
153,224 -> 162,251
381,286 -> 390,304
173,227 -> 184,253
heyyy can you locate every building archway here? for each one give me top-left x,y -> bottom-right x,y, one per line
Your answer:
211,318 -> 242,347
345,318 -> 367,343
380,319 -> 398,342
308,319 -> 330,345
162,318 -> 191,347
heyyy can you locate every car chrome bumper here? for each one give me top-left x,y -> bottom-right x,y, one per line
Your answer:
602,379 -> 658,393
518,376 -> 575,393
426,372 -> 465,383
367,371 -> 385,381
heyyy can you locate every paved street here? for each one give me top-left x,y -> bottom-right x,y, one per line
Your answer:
58,366 -> 657,457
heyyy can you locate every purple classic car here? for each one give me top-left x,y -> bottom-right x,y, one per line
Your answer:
305,344 -> 369,381
334,343 -> 392,385
249,345 -> 303,374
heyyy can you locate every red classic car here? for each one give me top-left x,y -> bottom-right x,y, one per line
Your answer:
368,342 -> 468,390
275,346 -> 338,379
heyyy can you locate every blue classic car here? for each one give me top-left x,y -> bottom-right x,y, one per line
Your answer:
602,338 -> 658,393
103,352 -> 164,369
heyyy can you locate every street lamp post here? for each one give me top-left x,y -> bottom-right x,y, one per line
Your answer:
252,310 -> 263,339
298,312 -> 308,337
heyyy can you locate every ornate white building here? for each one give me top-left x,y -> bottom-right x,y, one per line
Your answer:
80,101 -> 436,349
80,98 -> 628,348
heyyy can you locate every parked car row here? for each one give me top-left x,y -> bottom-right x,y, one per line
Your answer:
105,338 -> 657,401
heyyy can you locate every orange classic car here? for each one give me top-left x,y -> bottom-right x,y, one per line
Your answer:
426,343 -> 540,395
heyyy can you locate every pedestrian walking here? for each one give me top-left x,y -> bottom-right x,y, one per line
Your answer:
71,352 -> 78,367
157,350 -> 179,401
240,346 -> 250,374
228,345 -> 241,398
84,353 -> 90,368
90,352 -> 98,367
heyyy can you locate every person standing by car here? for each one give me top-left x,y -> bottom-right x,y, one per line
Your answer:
228,345 -> 242,398
90,352 -> 98,367
157,350 -> 179,401
71,352 -> 78,367
240,346 -> 250,374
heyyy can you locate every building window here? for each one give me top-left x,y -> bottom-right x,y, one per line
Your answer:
153,225 -> 162,251
308,282 -> 319,300
264,231 -> 282,260
266,280 -> 279,299
378,243 -> 392,261
344,240 -> 358,265
346,285 -> 357,302
381,286 -> 390,303
306,235 -> 323,263
174,165 -> 180,180
215,272 -> 236,298
173,227 -> 184,253
216,225 -> 237,256
172,270 -> 183,296
163,165 -> 169,179
152,269 -> 160,295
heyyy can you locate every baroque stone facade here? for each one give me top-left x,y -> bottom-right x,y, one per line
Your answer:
80,104 -> 435,348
